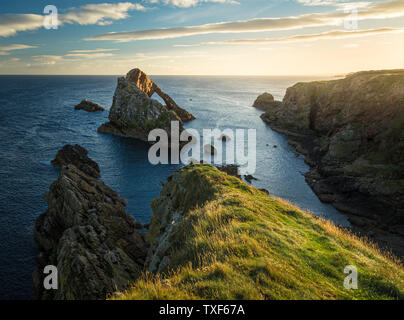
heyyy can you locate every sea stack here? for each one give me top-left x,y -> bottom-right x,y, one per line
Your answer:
34,146 -> 147,300
74,99 -> 104,112
257,69 -> 404,257
98,68 -> 195,142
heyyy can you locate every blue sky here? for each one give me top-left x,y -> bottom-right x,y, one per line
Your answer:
0,0 -> 403,75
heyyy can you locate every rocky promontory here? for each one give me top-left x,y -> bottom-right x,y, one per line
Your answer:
74,99 -> 104,112
51,144 -> 100,178
257,69 -> 404,257
253,92 -> 282,111
114,165 -> 404,300
98,68 -> 194,142
34,146 -> 147,300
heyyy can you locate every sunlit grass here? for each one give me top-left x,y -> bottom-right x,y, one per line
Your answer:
111,164 -> 404,300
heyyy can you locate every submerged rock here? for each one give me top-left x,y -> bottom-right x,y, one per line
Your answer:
257,69 -> 404,257
34,147 -> 147,300
74,99 -> 104,112
51,144 -> 100,178
98,68 -> 194,143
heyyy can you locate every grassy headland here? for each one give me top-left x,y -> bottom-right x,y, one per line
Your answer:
112,164 -> 403,300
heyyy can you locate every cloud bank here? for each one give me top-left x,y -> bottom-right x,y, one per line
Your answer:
205,27 -> 404,45
0,44 -> 37,56
86,0 -> 404,42
0,2 -> 146,38
143,0 -> 239,8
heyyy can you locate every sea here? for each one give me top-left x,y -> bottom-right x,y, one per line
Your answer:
0,75 -> 350,299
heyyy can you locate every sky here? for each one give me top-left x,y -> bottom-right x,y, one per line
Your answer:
0,0 -> 403,75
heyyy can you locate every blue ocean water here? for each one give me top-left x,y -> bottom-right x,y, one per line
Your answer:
0,75 -> 349,299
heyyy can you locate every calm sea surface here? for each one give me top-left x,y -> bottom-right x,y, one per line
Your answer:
0,75 -> 349,299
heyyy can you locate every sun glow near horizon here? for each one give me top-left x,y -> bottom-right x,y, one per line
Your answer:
0,0 -> 404,75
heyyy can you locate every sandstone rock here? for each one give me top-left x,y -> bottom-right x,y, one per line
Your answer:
98,69 -> 194,144
253,92 -> 282,111
34,149 -> 147,300
51,144 -> 100,178
74,99 -> 104,112
98,76 -> 184,142
126,68 -> 195,122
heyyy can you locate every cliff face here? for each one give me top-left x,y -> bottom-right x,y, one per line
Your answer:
114,165 -> 404,300
259,70 -> 404,256
34,147 -> 147,300
126,68 -> 195,122
98,68 -> 194,142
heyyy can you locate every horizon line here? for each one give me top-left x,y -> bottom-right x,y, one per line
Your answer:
0,73 -> 342,77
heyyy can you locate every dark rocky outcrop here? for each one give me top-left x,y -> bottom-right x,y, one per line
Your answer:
74,99 -> 104,112
51,144 -> 100,178
253,92 -> 282,111
98,68 -> 194,143
257,69 -> 404,258
34,148 -> 147,300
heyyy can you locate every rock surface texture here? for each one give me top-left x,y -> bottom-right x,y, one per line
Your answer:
34,148 -> 147,300
253,92 -> 282,111
74,99 -> 104,112
51,144 -> 101,178
126,68 -> 195,122
98,68 -> 194,142
258,69 -> 404,258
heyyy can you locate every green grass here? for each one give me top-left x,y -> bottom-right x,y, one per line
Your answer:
112,164 -> 404,300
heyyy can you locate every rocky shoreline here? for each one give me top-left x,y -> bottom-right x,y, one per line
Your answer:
255,70 -> 404,258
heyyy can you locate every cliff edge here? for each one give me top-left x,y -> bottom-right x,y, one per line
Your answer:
113,165 -> 403,300
258,69 -> 404,257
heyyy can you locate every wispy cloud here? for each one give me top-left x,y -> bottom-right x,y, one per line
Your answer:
203,27 -> 404,45
0,44 -> 37,55
0,14 -> 44,37
143,0 -> 239,8
62,3 -> 146,26
0,2 -> 146,38
69,48 -> 119,53
86,0 -> 404,42
65,52 -> 116,59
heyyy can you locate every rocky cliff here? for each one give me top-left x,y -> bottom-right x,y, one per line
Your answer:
258,69 -> 404,257
126,68 -> 195,122
98,68 -> 194,142
34,146 -> 147,300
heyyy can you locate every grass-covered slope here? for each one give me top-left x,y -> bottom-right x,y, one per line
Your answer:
113,165 -> 404,300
